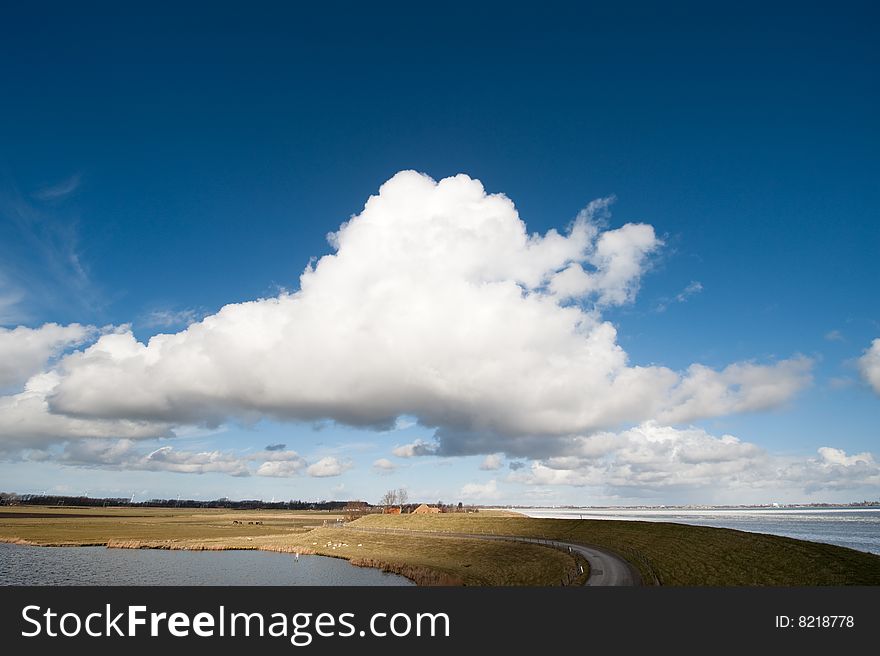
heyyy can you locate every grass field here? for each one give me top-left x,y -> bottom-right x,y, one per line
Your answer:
3,505 -> 879,585
0,506 -> 337,543
354,513 -> 880,586
0,506 -> 581,586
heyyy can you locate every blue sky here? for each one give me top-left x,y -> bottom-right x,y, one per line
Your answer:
0,1 -> 878,505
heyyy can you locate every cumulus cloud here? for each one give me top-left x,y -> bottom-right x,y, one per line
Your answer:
0,323 -> 95,390
508,423 -> 880,497
306,456 -> 351,478
256,460 -> 306,477
0,372 -> 170,453
0,171 -> 813,480
16,172 -> 807,446
783,448 -> 880,493
460,479 -> 501,500
372,458 -> 397,474
392,439 -> 438,458
858,339 -> 880,395
479,453 -> 504,471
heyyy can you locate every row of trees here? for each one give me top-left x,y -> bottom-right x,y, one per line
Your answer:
0,492 -> 353,511
379,488 -> 409,507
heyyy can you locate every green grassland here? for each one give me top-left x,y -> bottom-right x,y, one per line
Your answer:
354,513 -> 880,585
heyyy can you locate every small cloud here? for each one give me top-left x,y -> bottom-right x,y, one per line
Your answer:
824,330 -> 845,342
460,479 -> 501,500
479,453 -> 504,471
828,377 -> 855,390
676,281 -> 703,302
306,456 -> 352,478
391,439 -> 438,458
372,458 -> 397,475
508,461 -> 526,471
656,280 -> 703,313
256,460 -> 304,477
33,174 -> 82,201
393,416 -> 417,431
265,443 -> 287,451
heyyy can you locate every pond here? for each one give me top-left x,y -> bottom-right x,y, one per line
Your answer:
0,544 -> 414,585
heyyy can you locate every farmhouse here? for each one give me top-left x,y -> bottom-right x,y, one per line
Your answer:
412,504 -> 440,514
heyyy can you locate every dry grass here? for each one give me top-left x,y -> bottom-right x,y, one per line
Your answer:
354,513 -> 880,586
0,506 -> 337,544
0,506 -> 579,586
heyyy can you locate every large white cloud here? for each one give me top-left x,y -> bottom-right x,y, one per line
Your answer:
859,338 -> 880,395
0,323 -> 94,390
5,171 -> 806,451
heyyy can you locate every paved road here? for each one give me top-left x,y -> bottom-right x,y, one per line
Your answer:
339,525 -> 641,587
527,537 -> 640,586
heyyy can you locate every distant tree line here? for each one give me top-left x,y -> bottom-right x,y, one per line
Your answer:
0,492 -> 367,511
0,491 -> 488,512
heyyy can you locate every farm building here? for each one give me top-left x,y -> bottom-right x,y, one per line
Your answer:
412,504 -> 440,514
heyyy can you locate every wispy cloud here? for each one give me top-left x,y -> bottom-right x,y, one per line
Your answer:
373,458 -> 397,475
824,329 -> 845,342
142,308 -> 202,329
460,479 -> 501,500
655,280 -> 703,312
33,174 -> 82,201
1,178 -> 100,318
0,274 -> 26,325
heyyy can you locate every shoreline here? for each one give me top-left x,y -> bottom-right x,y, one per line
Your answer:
0,537 -> 447,586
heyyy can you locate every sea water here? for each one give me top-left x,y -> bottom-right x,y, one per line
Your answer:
516,507 -> 880,554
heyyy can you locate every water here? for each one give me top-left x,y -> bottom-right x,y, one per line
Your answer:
0,544 -> 414,586
515,507 -> 880,555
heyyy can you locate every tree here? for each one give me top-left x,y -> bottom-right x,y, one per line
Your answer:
379,489 -> 398,507
397,487 -> 409,507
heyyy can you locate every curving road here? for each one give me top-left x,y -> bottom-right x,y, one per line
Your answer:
522,537 -> 640,586
340,525 -> 641,586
